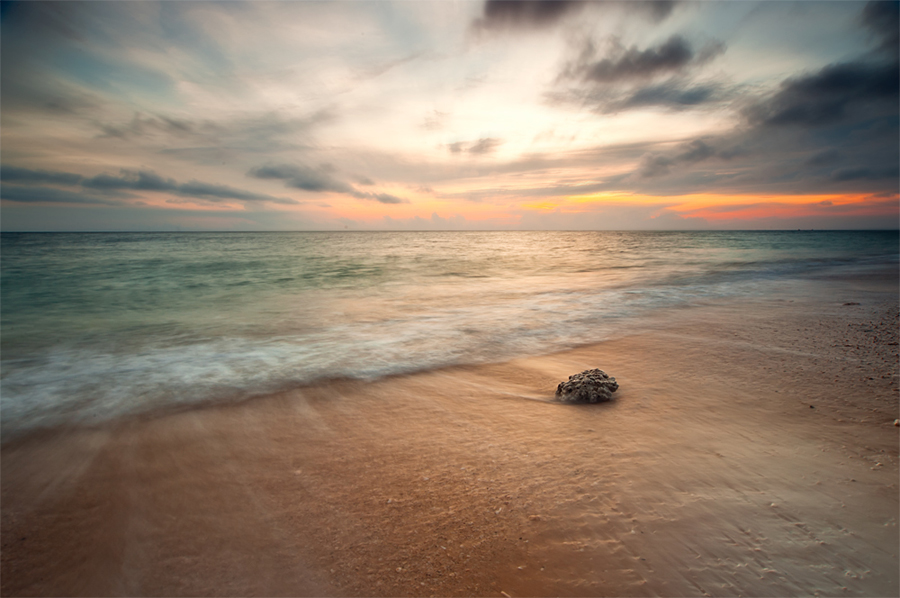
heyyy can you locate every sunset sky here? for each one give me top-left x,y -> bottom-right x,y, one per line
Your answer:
1,0 -> 898,231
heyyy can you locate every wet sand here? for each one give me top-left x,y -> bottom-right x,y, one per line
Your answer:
2,281 -> 898,597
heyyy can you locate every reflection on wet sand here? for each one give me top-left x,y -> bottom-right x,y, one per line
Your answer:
3,292 -> 897,596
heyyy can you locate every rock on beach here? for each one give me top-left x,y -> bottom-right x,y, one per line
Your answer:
555,369 -> 619,403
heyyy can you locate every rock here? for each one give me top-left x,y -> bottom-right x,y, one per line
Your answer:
555,369 -> 619,403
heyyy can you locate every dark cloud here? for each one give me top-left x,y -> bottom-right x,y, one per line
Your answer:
746,60 -> 899,127
615,81 -> 726,111
479,1 -> 585,29
861,0 -> 899,52
619,97 -> 897,194
82,169 -> 296,203
1,76 -> 103,116
248,163 -> 408,204
806,149 -> 841,166
678,139 -> 716,162
358,192 -> 406,205
549,36 -> 728,114
248,163 -> 355,194
570,36 -> 724,83
637,139 -> 718,178
638,0 -> 680,21
0,185 -> 119,205
474,0 -> 679,31
586,36 -> 691,82
1,165 -> 84,185
83,170 -> 176,192
547,79 -> 732,114
96,113 -> 201,139
177,180 -> 297,204
830,166 -> 899,182
1,165 -> 296,205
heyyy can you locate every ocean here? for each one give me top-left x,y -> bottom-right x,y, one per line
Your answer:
2,230 -> 897,434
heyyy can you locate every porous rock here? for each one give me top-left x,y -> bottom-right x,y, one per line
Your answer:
555,369 -> 618,403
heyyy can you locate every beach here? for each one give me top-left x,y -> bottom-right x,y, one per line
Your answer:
3,0 -> 899,593
2,271 -> 897,597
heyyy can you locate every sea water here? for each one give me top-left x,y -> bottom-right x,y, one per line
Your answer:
2,230 -> 897,433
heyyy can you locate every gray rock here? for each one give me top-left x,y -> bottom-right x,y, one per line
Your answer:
555,369 -> 618,403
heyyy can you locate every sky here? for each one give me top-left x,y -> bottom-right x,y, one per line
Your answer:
1,0 -> 898,231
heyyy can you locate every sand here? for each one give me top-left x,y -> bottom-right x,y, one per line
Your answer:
2,278 -> 898,597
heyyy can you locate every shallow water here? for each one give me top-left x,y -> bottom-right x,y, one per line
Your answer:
2,230 -> 897,432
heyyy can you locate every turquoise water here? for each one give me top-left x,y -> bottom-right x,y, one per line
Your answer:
2,230 -> 897,433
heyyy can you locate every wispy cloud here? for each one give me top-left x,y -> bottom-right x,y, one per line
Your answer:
447,138 -> 503,156
569,36 -> 724,83
0,0 -> 896,230
2,166 -> 296,205
476,0 -> 586,30
0,185 -> 121,205
473,0 -> 680,32
248,163 -> 408,204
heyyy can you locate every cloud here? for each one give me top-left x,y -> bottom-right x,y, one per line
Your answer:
549,35 -> 729,113
477,1 -> 586,30
746,60 -> 899,127
355,52 -> 423,81
468,138 -> 502,155
0,185 -> 120,205
678,139 -> 716,163
569,36 -> 725,83
248,163 -> 408,203
547,79 -> 733,114
1,165 -> 296,205
586,36 -> 690,82
830,166 -> 899,182
357,192 -> 406,205
637,139 -> 718,178
81,169 -> 297,204
613,81 -> 730,112
636,0 -> 681,22
421,110 -> 448,131
473,0 -> 680,31
806,149 -> 841,166
446,138 -> 503,155
83,170 -> 176,192
248,163 -> 354,194
95,112 -> 200,139
861,0 -> 899,52
1,165 -> 84,185
91,109 -> 335,160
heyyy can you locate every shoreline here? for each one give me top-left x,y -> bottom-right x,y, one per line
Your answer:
2,281 -> 898,596
3,264 -> 897,441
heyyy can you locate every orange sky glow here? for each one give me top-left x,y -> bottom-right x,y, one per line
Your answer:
1,1 -> 897,230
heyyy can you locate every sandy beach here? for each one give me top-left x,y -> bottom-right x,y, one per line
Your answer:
2,276 -> 898,597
